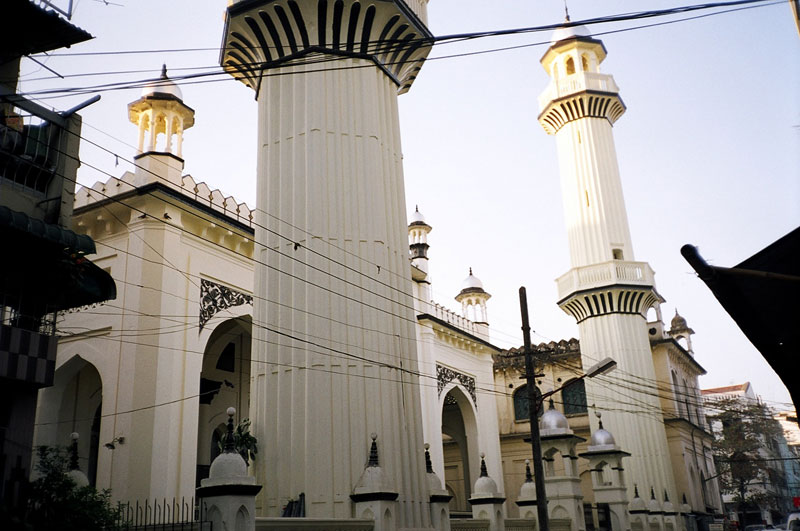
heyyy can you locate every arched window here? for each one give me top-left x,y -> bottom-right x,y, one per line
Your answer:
581,54 -> 589,71
513,385 -> 544,421
671,370 -> 684,417
566,56 -> 576,75
683,378 -> 695,424
562,379 -> 587,415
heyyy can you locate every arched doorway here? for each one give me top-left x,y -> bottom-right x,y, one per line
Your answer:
196,317 -> 252,486
49,356 -> 103,486
441,385 -> 479,513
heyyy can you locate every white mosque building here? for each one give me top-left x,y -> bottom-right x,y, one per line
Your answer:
32,6 -> 723,531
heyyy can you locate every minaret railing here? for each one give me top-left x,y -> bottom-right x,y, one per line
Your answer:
538,72 -> 619,109
556,260 -> 655,300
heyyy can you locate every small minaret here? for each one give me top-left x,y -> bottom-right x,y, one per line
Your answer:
456,268 -> 491,323
408,205 -> 432,276
408,206 -> 433,310
538,21 -> 676,503
668,310 -> 695,354
456,268 -> 491,341
128,65 -> 195,186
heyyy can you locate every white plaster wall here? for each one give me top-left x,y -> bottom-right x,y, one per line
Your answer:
35,194 -> 255,504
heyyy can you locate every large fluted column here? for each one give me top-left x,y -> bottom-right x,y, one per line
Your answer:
221,1 -> 433,526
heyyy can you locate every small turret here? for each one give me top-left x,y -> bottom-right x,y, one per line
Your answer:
668,309 -> 695,353
408,205 -> 432,277
455,268 -> 491,324
128,65 -> 195,186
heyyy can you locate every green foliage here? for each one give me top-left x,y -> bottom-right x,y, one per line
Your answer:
707,397 -> 783,511
25,446 -> 120,531
218,418 -> 258,465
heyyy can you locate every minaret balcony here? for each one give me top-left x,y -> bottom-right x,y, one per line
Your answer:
538,72 -> 619,110
556,260 -> 655,301
221,0 -> 432,93
556,261 -> 660,323
538,72 -> 626,135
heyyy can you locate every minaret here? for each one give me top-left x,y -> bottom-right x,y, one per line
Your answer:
456,268 -> 491,341
220,1 -> 433,525
127,65 -> 194,187
537,23 -> 677,502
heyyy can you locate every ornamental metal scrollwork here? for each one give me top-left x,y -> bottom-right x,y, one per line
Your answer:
199,279 -> 253,330
437,364 -> 477,406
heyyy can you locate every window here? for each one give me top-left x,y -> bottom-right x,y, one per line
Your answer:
566,56 -> 575,75
513,385 -> 544,421
562,379 -> 588,415
581,54 -> 590,72
612,248 -> 624,260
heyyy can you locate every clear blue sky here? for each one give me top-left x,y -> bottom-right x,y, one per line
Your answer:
20,0 -> 800,407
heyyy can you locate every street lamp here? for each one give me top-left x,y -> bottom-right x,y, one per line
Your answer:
519,287 -> 617,531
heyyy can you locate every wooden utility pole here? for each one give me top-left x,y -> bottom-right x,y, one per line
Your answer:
519,287 -> 549,531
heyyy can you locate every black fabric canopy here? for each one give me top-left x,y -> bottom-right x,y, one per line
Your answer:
682,227 -> 800,411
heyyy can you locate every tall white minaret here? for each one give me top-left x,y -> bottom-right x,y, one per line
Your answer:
538,23 -> 677,502
221,1 -> 433,526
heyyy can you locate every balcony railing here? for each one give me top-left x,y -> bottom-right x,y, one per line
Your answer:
556,260 -> 655,300
538,72 -> 619,110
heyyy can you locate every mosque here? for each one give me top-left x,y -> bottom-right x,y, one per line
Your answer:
32,2 -> 722,530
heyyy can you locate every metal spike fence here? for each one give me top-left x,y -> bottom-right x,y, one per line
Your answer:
109,497 -> 211,531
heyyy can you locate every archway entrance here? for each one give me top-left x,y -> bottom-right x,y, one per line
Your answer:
441,386 -> 479,514
196,317 -> 252,486
46,357 -> 103,486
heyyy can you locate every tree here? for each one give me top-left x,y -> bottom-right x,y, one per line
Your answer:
23,446 -> 120,531
218,417 -> 258,465
707,397 -> 783,525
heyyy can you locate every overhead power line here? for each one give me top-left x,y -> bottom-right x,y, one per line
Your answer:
15,0 -> 785,100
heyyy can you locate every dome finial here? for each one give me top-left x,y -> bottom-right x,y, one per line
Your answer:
368,433 -> 379,467
415,204 -> 419,212
596,410 -> 604,430
69,432 -> 80,471
524,459 -> 533,482
161,64 -> 168,79
424,443 -> 433,473
224,407 -> 236,453
564,0 -> 571,22
479,453 -> 488,477
469,267 -> 473,276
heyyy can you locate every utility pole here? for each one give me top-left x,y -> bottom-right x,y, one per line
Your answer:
519,286 -> 549,531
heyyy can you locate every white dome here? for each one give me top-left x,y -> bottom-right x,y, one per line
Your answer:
409,206 -> 426,225
519,479 -> 536,501
663,494 -> 675,514
209,451 -> 248,480
540,404 -> 570,433
461,269 -> 484,291
473,474 -> 498,496
589,427 -> 616,448
427,471 -> 444,493
142,65 -> 183,100
68,469 -> 89,488
630,489 -> 647,512
647,489 -> 662,513
551,23 -> 591,45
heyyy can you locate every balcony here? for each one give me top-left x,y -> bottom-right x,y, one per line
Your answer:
538,71 -> 619,110
556,260 -> 655,301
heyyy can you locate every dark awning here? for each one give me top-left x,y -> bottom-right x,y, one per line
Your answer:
0,205 -> 95,254
681,227 -> 800,410
0,0 -> 93,60
0,206 -> 116,312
